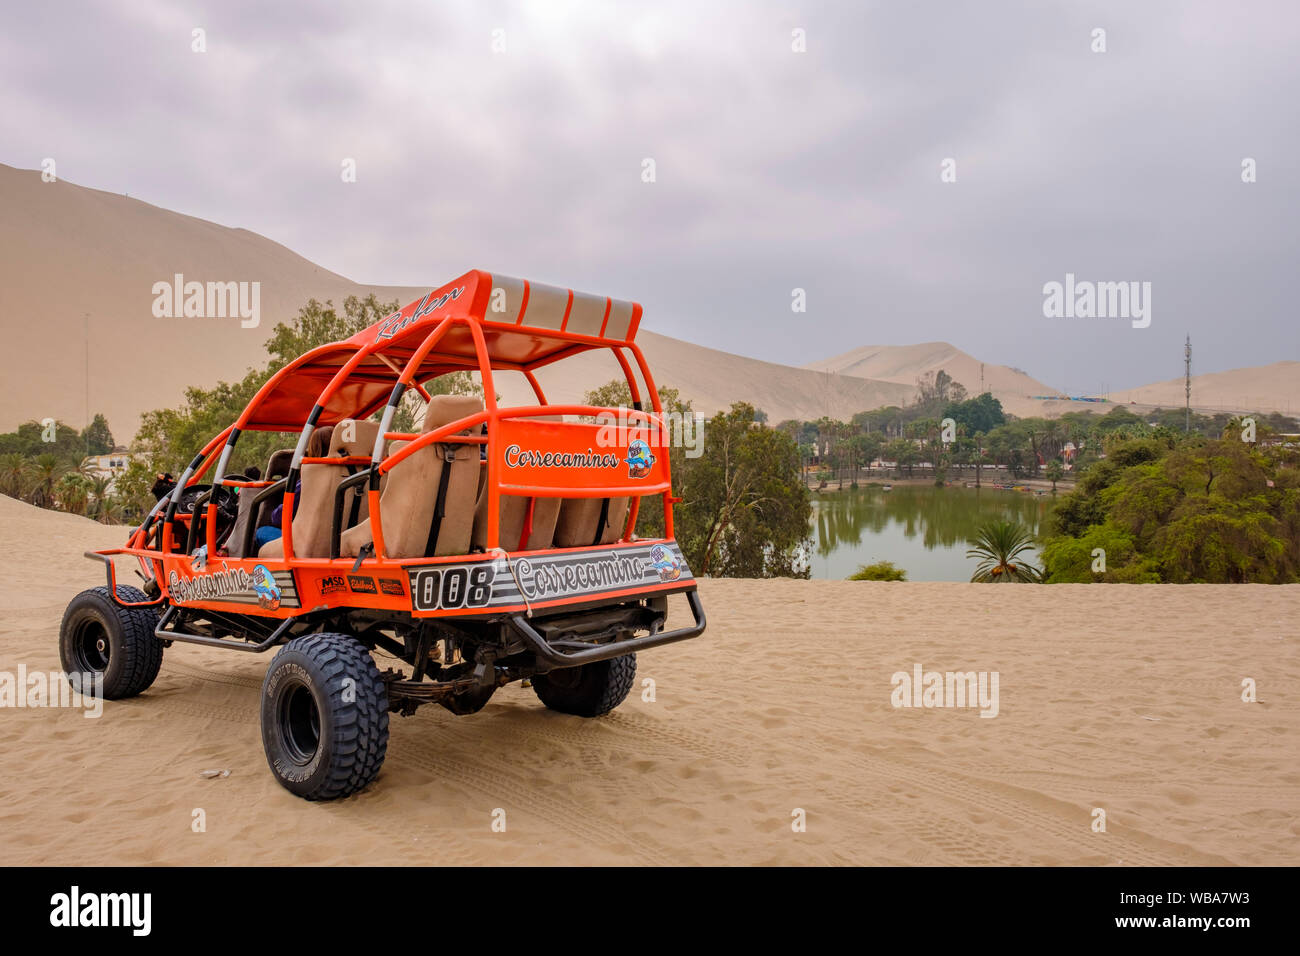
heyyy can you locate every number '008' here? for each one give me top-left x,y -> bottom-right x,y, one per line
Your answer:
419,566 -> 494,609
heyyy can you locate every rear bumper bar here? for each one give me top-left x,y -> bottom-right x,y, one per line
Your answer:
509,588 -> 705,668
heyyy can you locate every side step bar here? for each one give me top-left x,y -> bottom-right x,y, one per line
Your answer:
510,589 -> 706,668
155,604 -> 296,653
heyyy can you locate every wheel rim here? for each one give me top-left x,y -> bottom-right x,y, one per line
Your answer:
277,680 -> 321,765
73,617 -> 111,672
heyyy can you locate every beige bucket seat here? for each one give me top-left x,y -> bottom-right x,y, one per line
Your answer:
341,395 -> 484,559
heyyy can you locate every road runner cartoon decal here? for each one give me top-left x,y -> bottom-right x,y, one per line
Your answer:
648,544 -> 682,582
251,564 -> 282,610
167,562 -> 300,608
625,439 -> 656,478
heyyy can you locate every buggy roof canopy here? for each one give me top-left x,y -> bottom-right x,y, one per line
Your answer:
240,270 -> 643,430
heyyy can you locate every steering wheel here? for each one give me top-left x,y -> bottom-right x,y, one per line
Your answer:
177,475 -> 250,551
175,483 -> 210,516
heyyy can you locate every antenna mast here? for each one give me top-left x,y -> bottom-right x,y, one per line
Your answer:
1184,335 -> 1192,432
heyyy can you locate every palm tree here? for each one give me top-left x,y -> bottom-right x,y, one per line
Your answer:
96,494 -> 125,525
967,520 -> 1042,582
87,475 -> 113,520
0,452 -> 30,498
55,472 -> 89,516
1045,459 -> 1064,491
1042,420 -> 1065,460
29,453 -> 64,508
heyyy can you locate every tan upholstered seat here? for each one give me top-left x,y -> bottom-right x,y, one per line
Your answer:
470,415 -> 561,552
257,420 -> 386,558
473,493 -> 561,552
554,496 -> 630,548
340,395 -> 484,559
329,419 -> 381,529
549,409 -> 630,547
228,446 -> 300,557
264,448 -> 295,481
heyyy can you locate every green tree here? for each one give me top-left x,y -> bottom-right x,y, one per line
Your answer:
915,369 -> 967,406
1042,437 -> 1300,583
675,403 -> 811,578
81,414 -> 115,455
110,459 -> 158,523
29,453 -> 64,508
0,419 -> 85,463
967,520 -> 1042,582
943,392 -> 1005,436
1045,459 -> 1064,491
1040,522 -> 1160,583
55,472 -> 89,516
0,452 -> 30,498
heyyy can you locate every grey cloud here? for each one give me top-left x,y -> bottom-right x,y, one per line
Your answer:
2,0 -> 1296,395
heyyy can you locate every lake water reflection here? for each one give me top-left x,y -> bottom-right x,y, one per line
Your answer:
808,483 -> 1051,581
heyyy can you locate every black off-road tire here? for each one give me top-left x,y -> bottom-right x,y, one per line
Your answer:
532,653 -> 637,717
59,586 -> 164,699
260,633 -> 389,800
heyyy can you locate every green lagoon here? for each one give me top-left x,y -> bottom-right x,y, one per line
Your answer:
809,483 -> 1052,581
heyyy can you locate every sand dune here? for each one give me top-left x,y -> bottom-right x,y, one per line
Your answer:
1,493 -> 1295,866
807,341 -> 1300,421
2,162 -> 1294,439
0,164 -> 909,434
808,341 -> 1057,396
0,163 -> 427,436
1111,362 -> 1300,417
809,342 -> 1101,420
505,331 -> 915,423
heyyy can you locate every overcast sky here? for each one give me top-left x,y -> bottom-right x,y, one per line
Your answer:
5,0 -> 1297,393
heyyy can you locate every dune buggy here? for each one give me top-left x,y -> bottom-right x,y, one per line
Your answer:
61,270 -> 705,799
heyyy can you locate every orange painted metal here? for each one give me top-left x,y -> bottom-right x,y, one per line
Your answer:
102,271 -> 684,619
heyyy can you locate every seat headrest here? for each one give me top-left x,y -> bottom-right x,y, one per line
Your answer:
422,394 -> 484,434
329,419 -> 380,457
265,448 -> 294,480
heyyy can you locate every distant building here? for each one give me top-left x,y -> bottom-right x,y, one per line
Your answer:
81,447 -> 140,491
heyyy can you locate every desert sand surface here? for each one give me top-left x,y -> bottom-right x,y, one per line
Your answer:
0,494 -> 1296,866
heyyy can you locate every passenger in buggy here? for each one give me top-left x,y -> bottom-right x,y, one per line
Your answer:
253,425 -> 333,551
150,473 -> 177,501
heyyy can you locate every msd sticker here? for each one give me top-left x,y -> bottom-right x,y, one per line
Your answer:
320,575 -> 347,595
